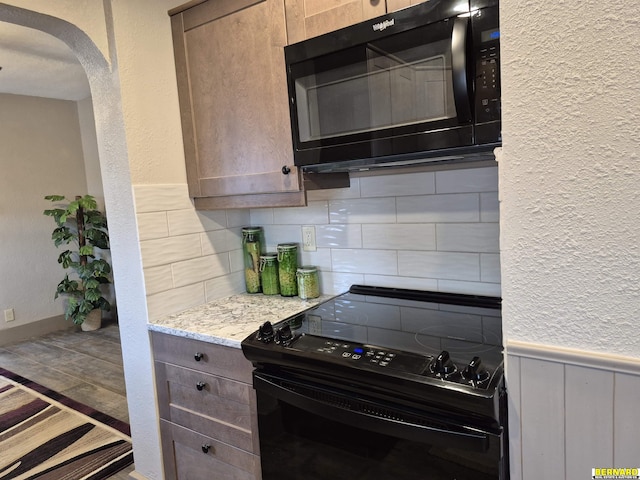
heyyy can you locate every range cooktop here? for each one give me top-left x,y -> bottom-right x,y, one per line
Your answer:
242,285 -> 504,406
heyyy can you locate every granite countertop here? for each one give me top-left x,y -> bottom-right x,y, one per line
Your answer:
148,293 -> 334,348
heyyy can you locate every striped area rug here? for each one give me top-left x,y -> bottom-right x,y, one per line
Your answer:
0,367 -> 133,480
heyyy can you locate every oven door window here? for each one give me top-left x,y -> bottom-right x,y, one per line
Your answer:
255,379 -> 503,480
289,18 -> 466,146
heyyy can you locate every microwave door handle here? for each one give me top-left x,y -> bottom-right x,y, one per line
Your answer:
451,16 -> 472,122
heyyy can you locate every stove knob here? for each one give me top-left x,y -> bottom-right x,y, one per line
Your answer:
257,321 -> 275,343
434,350 -> 457,376
463,356 -> 490,384
275,325 -> 293,345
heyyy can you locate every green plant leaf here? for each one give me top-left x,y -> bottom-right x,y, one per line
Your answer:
45,195 -> 66,201
57,250 -> 74,268
79,245 -> 94,256
78,195 -> 97,211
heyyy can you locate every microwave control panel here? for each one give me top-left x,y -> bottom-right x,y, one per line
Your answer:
473,7 -> 501,126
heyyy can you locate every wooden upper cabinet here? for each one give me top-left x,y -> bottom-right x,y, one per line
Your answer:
171,0 -> 306,209
285,0 -> 386,43
386,0 -> 429,13
285,0 -> 432,44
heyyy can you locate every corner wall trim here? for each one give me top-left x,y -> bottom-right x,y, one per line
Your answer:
506,340 -> 640,376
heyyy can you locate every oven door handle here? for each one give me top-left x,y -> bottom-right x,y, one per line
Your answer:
254,372 -> 490,452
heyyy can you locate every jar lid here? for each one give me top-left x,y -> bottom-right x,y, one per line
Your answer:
297,265 -> 317,273
242,226 -> 263,233
260,253 -> 277,260
277,243 -> 298,250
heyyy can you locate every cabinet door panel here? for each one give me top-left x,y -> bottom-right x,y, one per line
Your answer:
172,0 -> 304,207
161,420 -> 260,480
386,0 -> 427,13
286,0 -> 385,43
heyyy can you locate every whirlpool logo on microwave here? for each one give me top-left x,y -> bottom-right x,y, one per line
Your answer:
372,19 -> 394,31
592,468 -> 640,479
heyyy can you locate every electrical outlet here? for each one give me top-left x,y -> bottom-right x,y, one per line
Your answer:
302,225 -> 317,252
4,308 -> 15,322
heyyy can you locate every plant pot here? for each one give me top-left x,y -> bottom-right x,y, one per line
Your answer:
81,309 -> 102,332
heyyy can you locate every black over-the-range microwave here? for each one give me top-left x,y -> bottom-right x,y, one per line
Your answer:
284,0 -> 501,172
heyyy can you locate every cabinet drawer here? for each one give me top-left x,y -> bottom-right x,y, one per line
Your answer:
151,331 -> 253,382
160,420 -> 261,480
156,362 -> 253,430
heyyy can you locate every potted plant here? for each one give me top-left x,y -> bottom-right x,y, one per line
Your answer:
44,194 -> 112,330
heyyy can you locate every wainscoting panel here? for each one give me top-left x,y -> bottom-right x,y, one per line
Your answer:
613,372 -> 640,466
519,357 -> 565,480
507,342 -> 640,480
565,365 -> 613,479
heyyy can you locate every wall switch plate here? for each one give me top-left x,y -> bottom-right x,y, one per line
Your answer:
302,225 -> 317,252
4,308 -> 15,322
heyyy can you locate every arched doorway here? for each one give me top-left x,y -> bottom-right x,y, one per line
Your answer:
0,4 -> 162,478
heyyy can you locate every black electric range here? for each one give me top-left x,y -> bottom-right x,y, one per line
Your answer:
242,284 -> 506,429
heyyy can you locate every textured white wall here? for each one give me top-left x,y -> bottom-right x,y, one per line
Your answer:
500,0 -> 640,358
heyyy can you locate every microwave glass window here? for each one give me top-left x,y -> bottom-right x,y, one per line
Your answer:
293,26 -> 457,143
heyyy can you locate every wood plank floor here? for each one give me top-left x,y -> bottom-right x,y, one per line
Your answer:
0,320 -> 134,479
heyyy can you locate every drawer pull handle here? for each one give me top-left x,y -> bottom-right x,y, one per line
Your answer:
194,352 -> 204,362
201,444 -> 211,454
196,381 -> 206,391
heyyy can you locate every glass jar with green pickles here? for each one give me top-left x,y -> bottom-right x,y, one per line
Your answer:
277,243 -> 298,297
297,266 -> 320,300
259,253 -> 280,295
242,227 -> 264,293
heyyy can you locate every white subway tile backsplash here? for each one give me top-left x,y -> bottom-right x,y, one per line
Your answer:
249,208 -> 275,226
436,223 -> 500,253
332,249 -> 398,275
435,166 -> 498,193
396,194 -> 479,223
137,212 -> 169,241
363,274 -> 439,291
167,208 -> 226,236
201,229 -> 236,256
300,248 -> 332,271
362,224 -> 436,250
146,282 -> 205,322
143,265 -> 174,296
437,279 -> 501,297
133,184 -> 192,213
205,271 -> 245,302
138,166 -> 500,320
316,224 -> 362,248
480,253 -> 501,283
140,234 -> 202,268
229,248 -> 244,274
399,251 -> 480,281
171,253 -> 231,287
273,201 -> 329,225
225,209 -> 251,228
319,271 -> 365,295
359,171 -> 435,197
480,192 -> 500,222
330,197 -> 396,224
262,225 -> 303,250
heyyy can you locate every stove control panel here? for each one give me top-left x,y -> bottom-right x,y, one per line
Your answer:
286,331 -> 429,375
426,350 -> 492,388
253,323 -> 496,388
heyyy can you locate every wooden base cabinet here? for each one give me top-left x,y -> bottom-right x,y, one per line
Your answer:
152,331 -> 261,480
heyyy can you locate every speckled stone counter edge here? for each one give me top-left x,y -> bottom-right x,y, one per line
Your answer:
148,293 -> 336,349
